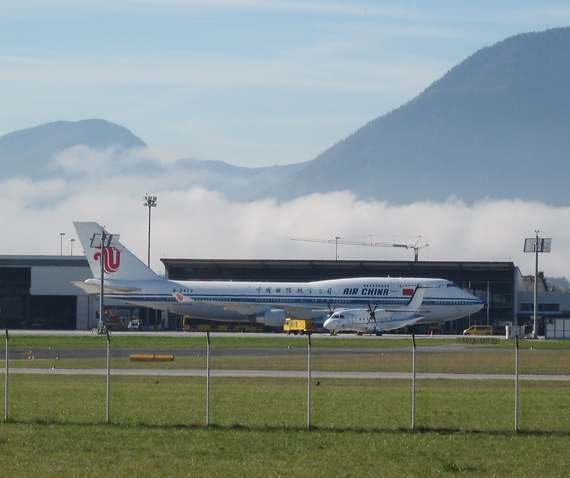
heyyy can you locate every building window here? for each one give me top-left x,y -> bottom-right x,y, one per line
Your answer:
520,303 -> 560,312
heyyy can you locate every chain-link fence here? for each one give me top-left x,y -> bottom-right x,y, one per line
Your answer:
3,331 -> 570,432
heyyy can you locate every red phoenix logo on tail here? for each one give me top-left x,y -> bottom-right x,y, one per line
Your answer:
94,247 -> 121,274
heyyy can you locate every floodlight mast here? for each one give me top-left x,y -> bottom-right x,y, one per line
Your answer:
90,230 -> 120,333
534,233 -> 539,339
99,229 -> 106,332
334,237 -> 340,260
524,232 -> 552,339
58,232 -> 65,256
144,194 -> 157,268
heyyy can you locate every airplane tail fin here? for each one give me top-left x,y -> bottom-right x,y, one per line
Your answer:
73,222 -> 160,281
403,286 -> 427,312
389,286 -> 429,322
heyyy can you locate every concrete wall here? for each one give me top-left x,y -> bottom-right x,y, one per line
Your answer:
30,265 -> 92,296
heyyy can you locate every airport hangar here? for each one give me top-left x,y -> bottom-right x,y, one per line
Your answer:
2,254 -> 564,335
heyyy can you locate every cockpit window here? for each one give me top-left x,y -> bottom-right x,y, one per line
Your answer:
447,283 -> 459,288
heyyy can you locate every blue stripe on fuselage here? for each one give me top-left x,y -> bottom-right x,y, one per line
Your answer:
108,293 -> 482,308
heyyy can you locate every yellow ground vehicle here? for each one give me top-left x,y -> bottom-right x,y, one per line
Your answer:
182,317 -> 264,332
103,309 -> 123,331
463,325 -> 493,336
283,318 -> 316,335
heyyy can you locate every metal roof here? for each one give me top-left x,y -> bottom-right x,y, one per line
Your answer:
161,258 -> 517,281
0,256 -> 89,268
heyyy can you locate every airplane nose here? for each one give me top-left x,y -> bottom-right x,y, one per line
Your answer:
324,318 -> 337,330
463,299 -> 484,317
471,301 -> 485,314
461,289 -> 485,315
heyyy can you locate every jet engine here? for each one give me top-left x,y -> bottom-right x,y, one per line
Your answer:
255,309 -> 287,327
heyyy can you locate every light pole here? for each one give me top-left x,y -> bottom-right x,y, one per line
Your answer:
334,236 -> 340,260
524,232 -> 552,339
144,194 -> 157,268
90,229 -> 120,333
69,238 -> 75,255
58,232 -> 65,255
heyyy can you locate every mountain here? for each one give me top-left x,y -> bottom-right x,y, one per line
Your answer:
546,276 -> 570,292
161,158 -> 310,201
0,119 -> 146,179
254,27 -> 570,206
0,119 -> 309,201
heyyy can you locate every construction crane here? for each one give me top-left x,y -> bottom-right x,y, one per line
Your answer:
291,236 -> 428,261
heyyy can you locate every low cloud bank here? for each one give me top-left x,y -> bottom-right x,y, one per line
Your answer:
1,147 -> 567,278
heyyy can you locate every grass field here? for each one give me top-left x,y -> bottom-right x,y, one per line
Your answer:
4,374 -> 569,432
8,333 -> 570,350
3,335 -> 570,476
1,422 -> 570,477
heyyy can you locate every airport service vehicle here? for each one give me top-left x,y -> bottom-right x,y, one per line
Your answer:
182,317 -> 264,332
103,309 -> 123,331
463,325 -> 493,336
73,222 -> 484,330
283,318 -> 316,335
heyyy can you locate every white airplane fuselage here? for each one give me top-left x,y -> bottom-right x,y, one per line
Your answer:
73,222 -> 484,327
79,276 -> 483,326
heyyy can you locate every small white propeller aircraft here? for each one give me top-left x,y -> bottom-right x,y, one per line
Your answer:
72,222 -> 484,330
324,286 -> 430,335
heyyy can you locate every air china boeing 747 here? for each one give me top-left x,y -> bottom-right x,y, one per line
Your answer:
73,222 -> 484,331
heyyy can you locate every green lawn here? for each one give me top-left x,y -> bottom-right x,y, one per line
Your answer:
3,335 -> 570,432
3,374 -> 570,433
10,333 -> 561,350
1,422 -> 569,477
3,335 -> 570,476
8,342 -> 570,376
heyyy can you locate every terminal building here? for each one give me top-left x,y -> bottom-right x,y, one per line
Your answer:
0,256 -> 93,330
0,255 -> 567,336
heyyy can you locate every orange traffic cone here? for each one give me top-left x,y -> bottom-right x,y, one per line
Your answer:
430,330 -> 434,338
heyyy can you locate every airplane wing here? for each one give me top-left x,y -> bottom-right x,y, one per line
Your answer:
383,308 -> 429,314
377,313 -> 426,332
390,313 -> 425,324
172,293 -> 328,320
172,293 -> 274,316
73,281 -> 142,294
223,303 -> 331,320
220,303 -> 272,315
279,305 -> 330,320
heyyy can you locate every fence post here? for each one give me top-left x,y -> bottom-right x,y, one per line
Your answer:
307,333 -> 312,429
206,331 -> 211,426
4,328 -> 8,422
106,328 -> 111,423
412,334 -> 416,430
515,335 -> 519,432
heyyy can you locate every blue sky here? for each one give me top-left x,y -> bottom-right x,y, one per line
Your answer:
2,1 -> 569,167
1,1 -> 570,277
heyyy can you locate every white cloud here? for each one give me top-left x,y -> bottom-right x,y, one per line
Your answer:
1,2 -> 569,255
152,193 -> 570,278
1,148 -> 568,280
